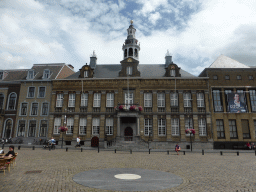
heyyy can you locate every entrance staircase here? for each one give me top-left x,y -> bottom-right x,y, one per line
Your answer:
107,136 -> 149,150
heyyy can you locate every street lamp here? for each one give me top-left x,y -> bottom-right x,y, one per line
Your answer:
148,131 -> 152,149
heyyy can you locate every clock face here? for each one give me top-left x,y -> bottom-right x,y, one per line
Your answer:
127,58 -> 132,62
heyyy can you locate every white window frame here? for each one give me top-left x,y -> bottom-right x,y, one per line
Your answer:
197,92 -> 205,107
20,102 -> 28,116
66,117 -> 74,134
144,93 -> 152,107
185,117 -> 193,136
79,118 -> 87,135
170,69 -> 176,77
170,92 -> 178,107
213,90 -> 223,112
17,120 -> 26,137
171,118 -> 179,136
106,118 -> 113,135
125,92 -> 133,108
157,92 -> 165,107
106,93 -> 114,107
38,86 -> 46,98
27,70 -> 34,80
68,93 -> 76,107
28,120 -> 36,137
43,69 -> 50,79
84,70 -> 89,77
158,119 -> 166,136
30,102 -> 38,116
41,102 -> 49,116
144,118 -> 152,136
53,117 -> 61,134
93,93 -> 101,108
39,120 -> 48,137
81,93 -> 88,107
56,93 -> 63,107
183,92 -> 192,107
27,87 -> 35,98
7,92 -> 17,110
126,66 -> 132,75
92,118 -> 100,135
249,90 -> 256,112
198,118 -> 206,136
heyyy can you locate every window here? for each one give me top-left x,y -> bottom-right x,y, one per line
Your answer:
67,117 -> 74,134
198,118 -> 206,136
225,75 -> 230,80
125,92 -> 133,108
93,93 -> 101,107
183,92 -> 191,107
229,120 -> 237,138
39,120 -> 47,137
158,119 -> 166,136
8,93 -> 17,110
28,120 -> 36,137
237,75 -> 242,80
0,72 -> 3,80
254,120 -> 256,139
53,117 -> 61,134
38,87 -> 46,98
127,66 -> 132,75
79,118 -> 87,135
56,93 -> 63,107
171,118 -> 179,136
0,94 -> 4,109
249,90 -> 256,112
68,93 -> 75,107
144,118 -> 152,136
144,93 -> 152,107
216,120 -> 225,138
17,120 -> 26,137
43,69 -> 50,79
170,92 -> 178,107
185,117 -> 193,130
27,70 -> 34,79
31,103 -> 38,116
81,93 -> 88,107
241,119 -> 250,139
249,75 -> 253,80
213,75 -> 218,80
197,92 -> 205,107
106,93 -> 114,107
84,71 -> 89,77
28,87 -> 35,98
170,69 -> 176,77
157,92 -> 165,107
106,118 -> 113,135
92,118 -> 100,135
41,103 -> 48,116
212,90 -> 223,112
20,103 -> 28,116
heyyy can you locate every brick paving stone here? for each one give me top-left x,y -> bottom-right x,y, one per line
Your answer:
0,148 -> 256,191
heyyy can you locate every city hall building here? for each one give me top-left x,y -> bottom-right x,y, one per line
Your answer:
48,22 -> 212,148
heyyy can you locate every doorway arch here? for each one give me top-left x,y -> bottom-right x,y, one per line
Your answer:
124,127 -> 133,141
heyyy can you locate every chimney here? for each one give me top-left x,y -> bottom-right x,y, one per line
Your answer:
89,50 -> 97,69
67,64 -> 74,70
165,50 -> 172,68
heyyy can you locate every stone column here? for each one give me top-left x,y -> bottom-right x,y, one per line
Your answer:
117,116 -> 120,136
178,90 -> 184,113
166,90 -> 170,113
152,91 -> 157,113
87,115 -> 92,139
192,90 -> 197,113
180,115 -> 185,141
153,115 -> 158,141
194,115 -> 200,141
166,115 -> 172,141
75,91 -> 80,112
99,115 -> 105,140
101,91 -> 106,113
137,117 -> 140,135
88,91 -> 93,112
73,115 -> 79,139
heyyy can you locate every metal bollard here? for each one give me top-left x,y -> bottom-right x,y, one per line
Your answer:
149,149 -> 150,154
130,149 -> 132,154
66,147 -> 68,152
49,147 -> 51,151
115,149 -> 116,153
237,151 -> 239,156
32,146 -> 35,150
202,150 -> 204,155
220,151 -> 223,155
183,151 -> 185,155
81,148 -> 83,152
18,146 -> 21,150
167,150 -> 169,155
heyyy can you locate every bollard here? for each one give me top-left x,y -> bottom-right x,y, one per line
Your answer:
32,146 -> 35,150
237,151 -> 239,156
255,150 -> 256,156
115,149 -> 116,153
183,151 -> 185,155
2,144 -> 4,149
130,149 -> 132,154
49,147 -> 51,151
18,146 -> 21,150
66,147 -> 68,152
149,149 -> 150,154
98,146 -> 99,153
202,150 -> 204,155
167,150 -> 169,155
220,151 -> 223,155
81,148 -> 83,152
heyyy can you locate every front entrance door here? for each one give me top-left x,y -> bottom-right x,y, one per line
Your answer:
124,127 -> 133,141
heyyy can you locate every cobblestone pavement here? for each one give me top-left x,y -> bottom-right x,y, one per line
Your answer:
1,148 -> 256,192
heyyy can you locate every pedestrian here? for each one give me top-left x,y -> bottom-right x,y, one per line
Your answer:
175,143 -> 181,155
76,136 -> 80,146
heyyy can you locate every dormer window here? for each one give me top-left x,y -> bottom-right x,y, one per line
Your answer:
27,70 -> 34,80
127,66 -> 132,75
170,69 -> 176,77
84,70 -> 89,78
43,69 -> 50,79
0,72 -> 3,80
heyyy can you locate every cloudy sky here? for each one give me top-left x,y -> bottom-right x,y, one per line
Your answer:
1,0 -> 256,75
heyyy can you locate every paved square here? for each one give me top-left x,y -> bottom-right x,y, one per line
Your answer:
1,148 -> 256,192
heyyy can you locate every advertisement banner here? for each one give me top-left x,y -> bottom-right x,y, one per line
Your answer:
227,92 -> 247,113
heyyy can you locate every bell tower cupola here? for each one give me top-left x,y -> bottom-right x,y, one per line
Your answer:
122,20 -> 140,61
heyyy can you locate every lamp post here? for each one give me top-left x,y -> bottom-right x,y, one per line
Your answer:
61,114 -> 67,149
148,131 -> 152,149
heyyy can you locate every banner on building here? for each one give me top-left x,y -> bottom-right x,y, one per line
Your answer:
227,92 -> 247,113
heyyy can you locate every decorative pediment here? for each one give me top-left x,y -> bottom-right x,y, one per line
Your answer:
119,57 -> 140,77
79,64 -> 94,78
165,64 -> 181,77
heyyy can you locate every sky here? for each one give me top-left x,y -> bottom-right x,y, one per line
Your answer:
1,0 -> 256,76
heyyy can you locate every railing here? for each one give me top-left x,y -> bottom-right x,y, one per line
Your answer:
144,107 -> 152,112
55,107 -> 62,112
67,107 -> 75,112
106,107 -> 114,113
198,107 -> 206,113
80,107 -> 87,112
171,107 -> 179,112
158,107 -> 165,112
93,107 -> 100,112
184,107 -> 192,113
116,104 -> 142,112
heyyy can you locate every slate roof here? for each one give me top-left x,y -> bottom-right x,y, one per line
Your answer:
1,70 -> 29,81
65,64 -> 197,79
31,64 -> 65,80
209,55 -> 249,68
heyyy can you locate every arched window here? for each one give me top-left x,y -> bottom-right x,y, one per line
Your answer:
124,49 -> 127,58
129,48 -> 133,56
7,92 -> 17,110
135,49 -> 138,57
0,94 -> 4,109
3,118 -> 13,138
